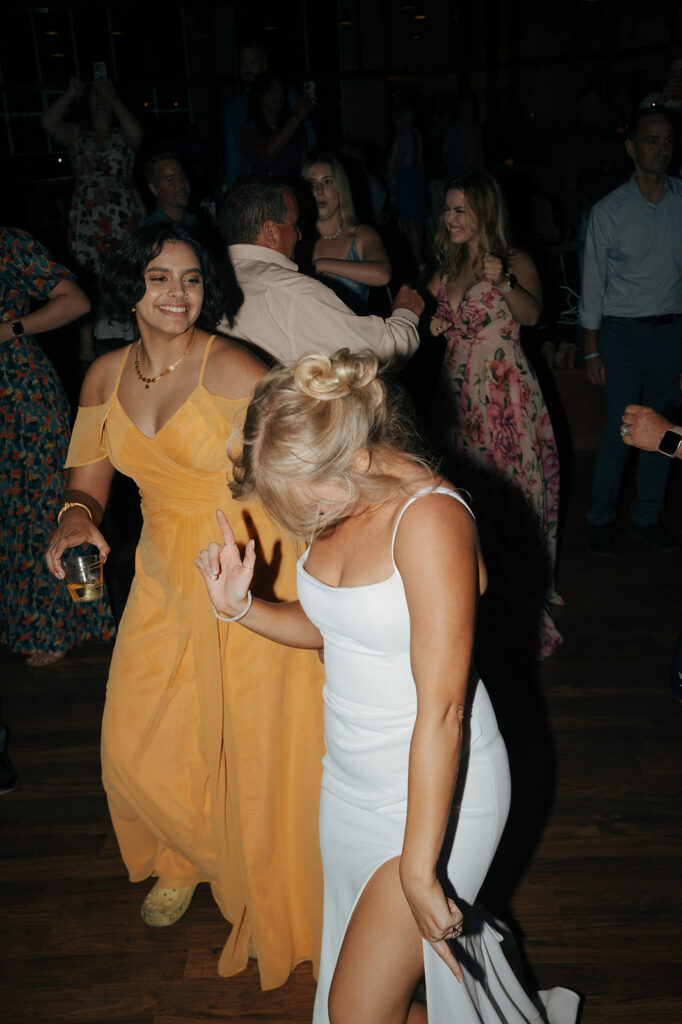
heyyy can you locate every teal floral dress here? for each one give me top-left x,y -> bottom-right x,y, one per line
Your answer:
0,228 -> 115,657
436,279 -> 562,658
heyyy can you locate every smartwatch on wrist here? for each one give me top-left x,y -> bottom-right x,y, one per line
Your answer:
10,320 -> 25,337
658,429 -> 682,458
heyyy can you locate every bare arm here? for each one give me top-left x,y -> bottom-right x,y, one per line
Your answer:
425,271 -> 441,300
426,271 -> 451,337
98,80 -> 143,150
45,459 -> 115,578
195,510 -> 323,649
583,327 -> 606,386
45,355 -> 122,576
1,277 -> 90,345
241,97 -> 313,166
40,78 -> 84,149
482,250 -> 542,327
396,494 -> 484,979
313,225 -> 392,287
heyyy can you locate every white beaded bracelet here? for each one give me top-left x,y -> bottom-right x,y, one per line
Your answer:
212,591 -> 252,623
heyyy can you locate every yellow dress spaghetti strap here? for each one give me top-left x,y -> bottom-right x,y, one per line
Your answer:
66,339 -> 324,988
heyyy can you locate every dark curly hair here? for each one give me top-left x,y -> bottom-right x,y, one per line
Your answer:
99,221 -> 242,332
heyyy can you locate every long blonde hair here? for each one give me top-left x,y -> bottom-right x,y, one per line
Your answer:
432,170 -> 511,282
302,153 -> 358,230
230,349 -> 436,538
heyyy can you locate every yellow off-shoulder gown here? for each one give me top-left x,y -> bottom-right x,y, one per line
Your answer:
66,338 -> 324,989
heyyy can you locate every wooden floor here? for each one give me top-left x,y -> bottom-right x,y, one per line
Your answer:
2,450 -> 682,1024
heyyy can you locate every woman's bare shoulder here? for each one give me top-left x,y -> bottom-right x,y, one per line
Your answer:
79,347 -> 130,407
354,222 -> 383,245
205,333 -> 267,398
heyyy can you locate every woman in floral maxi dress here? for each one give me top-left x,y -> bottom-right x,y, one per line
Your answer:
427,171 -> 562,658
0,227 -> 115,664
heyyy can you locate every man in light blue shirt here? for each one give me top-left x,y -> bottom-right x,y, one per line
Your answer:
580,107 -> 682,555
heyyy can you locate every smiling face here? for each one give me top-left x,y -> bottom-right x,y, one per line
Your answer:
135,240 -> 204,336
443,188 -> 479,248
306,163 -> 340,222
148,159 -> 190,217
626,112 -> 674,178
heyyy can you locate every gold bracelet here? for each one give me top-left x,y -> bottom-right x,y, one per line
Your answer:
57,501 -> 94,525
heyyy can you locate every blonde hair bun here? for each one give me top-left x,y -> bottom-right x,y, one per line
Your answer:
294,349 -> 379,400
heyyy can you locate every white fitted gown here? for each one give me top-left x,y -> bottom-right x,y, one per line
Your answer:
297,488 -> 579,1024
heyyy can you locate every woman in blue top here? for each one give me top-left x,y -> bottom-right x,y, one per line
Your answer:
303,154 -> 391,313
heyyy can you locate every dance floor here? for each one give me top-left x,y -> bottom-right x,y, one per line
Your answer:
2,450 -> 681,1023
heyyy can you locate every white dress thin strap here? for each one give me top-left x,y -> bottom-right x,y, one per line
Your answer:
390,486 -> 474,564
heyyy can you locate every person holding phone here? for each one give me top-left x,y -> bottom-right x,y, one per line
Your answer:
241,72 -> 314,178
41,74 -> 146,357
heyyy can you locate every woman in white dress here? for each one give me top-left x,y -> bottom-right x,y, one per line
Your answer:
195,349 -> 579,1024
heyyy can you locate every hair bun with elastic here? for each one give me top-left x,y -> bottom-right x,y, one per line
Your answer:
294,349 -> 379,401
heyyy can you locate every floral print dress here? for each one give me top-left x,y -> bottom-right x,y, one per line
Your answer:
68,128 -> 146,276
436,279 -> 562,658
0,228 -> 115,657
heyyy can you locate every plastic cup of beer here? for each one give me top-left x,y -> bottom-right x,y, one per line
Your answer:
63,549 -> 104,603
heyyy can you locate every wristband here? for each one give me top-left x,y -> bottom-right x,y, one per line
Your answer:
583,352 -> 601,360
212,591 -> 252,623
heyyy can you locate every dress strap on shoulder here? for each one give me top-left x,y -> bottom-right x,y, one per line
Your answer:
112,344 -> 132,395
390,486 -> 474,563
198,334 -> 216,385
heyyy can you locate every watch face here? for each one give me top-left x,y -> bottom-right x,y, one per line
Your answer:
659,429 -> 682,456
11,320 -> 24,337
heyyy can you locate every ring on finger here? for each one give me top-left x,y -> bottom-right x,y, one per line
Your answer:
621,423 -> 630,437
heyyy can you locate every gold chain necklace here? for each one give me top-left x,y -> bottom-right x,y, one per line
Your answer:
135,327 -> 197,389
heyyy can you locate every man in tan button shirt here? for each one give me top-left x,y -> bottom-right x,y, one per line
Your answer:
218,175 -> 424,365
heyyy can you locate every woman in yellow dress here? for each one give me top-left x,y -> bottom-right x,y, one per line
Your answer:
45,222 -> 324,989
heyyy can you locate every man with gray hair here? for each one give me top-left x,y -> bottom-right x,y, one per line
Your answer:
218,176 -> 423,365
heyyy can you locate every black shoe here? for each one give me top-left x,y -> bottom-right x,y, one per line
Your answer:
0,751 -> 20,795
588,524 -> 615,557
630,522 -> 680,552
